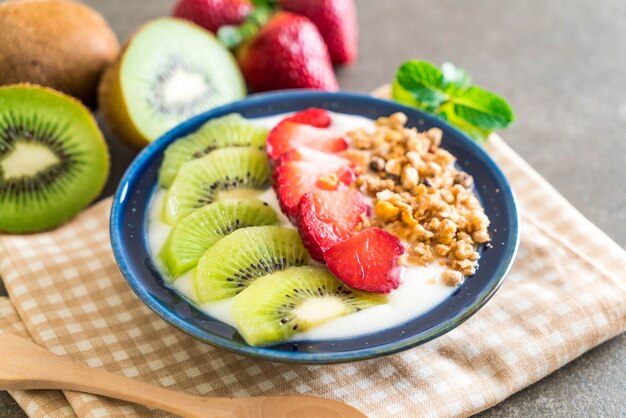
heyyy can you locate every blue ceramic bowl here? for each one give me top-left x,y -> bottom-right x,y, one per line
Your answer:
110,91 -> 519,364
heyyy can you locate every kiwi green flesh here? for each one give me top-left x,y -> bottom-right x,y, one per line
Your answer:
0,85 -> 109,233
121,18 -> 246,142
163,147 -> 270,224
231,266 -> 386,346
194,226 -> 308,303
159,199 -> 278,279
159,113 -> 268,188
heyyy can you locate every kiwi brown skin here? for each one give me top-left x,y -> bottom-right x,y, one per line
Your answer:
0,0 -> 119,107
99,18 -> 247,149
98,23 -> 166,149
98,49 -> 150,149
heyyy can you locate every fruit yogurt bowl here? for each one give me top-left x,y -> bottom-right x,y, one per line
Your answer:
111,91 -> 519,364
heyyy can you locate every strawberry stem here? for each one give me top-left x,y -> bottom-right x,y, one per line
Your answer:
218,6 -> 272,49
250,0 -> 279,8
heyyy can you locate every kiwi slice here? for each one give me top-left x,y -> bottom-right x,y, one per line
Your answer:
231,266 -> 386,346
159,113 -> 268,187
99,18 -> 246,148
163,147 -> 270,224
194,226 -> 308,303
0,84 -> 109,233
159,199 -> 279,279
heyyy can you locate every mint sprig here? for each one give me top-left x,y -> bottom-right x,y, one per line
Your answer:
392,60 -> 514,143
395,61 -> 446,111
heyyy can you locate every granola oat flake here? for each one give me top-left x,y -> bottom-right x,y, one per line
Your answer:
345,112 -> 492,286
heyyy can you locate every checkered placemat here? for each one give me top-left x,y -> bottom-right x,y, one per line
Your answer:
0,90 -> 624,418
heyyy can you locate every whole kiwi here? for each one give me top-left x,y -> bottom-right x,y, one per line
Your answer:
0,0 -> 119,107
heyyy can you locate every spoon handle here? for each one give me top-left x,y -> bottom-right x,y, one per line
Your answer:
0,333 -> 236,417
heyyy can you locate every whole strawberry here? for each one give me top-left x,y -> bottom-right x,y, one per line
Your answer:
280,0 -> 357,64
172,0 -> 253,33
237,12 -> 339,92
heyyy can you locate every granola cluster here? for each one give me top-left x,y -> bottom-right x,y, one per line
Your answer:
345,112 -> 491,286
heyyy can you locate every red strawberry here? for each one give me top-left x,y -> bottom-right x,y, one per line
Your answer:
266,121 -> 346,161
324,227 -> 405,293
172,0 -> 253,33
280,0 -> 357,64
273,147 -> 355,220
297,188 -> 368,262
283,108 -> 332,128
276,146 -> 348,165
237,12 -> 339,92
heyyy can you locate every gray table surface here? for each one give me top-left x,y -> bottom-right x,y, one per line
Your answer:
1,0 -> 625,416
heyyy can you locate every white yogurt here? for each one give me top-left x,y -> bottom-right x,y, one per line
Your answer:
147,111 -> 456,341
256,188 -> 293,228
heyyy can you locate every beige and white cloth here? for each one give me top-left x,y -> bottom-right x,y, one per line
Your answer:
0,90 -> 625,417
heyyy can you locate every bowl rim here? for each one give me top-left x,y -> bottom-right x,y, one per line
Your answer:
110,90 -> 520,364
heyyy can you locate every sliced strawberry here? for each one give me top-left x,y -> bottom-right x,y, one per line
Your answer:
275,145 -> 345,165
283,108 -> 332,128
324,227 -> 406,293
273,148 -> 355,221
266,121 -> 347,161
297,188 -> 368,262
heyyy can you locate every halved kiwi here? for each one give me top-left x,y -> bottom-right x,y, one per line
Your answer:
163,147 -> 270,224
231,266 -> 386,346
0,84 -> 109,233
159,199 -> 278,279
159,113 -> 269,187
194,226 -> 308,303
99,18 -> 246,148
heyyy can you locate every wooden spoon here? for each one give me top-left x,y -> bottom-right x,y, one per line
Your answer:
0,334 -> 367,418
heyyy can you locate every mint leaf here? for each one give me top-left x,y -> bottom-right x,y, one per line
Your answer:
392,60 -> 515,144
439,106 -> 491,144
451,86 -> 514,130
394,60 -> 447,108
441,62 -> 470,92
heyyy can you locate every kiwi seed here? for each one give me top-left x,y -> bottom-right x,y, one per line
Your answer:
0,84 -> 109,233
98,18 -> 246,148
159,199 -> 278,279
159,113 -> 268,188
163,147 -> 271,224
231,266 -> 386,346
194,226 -> 308,303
